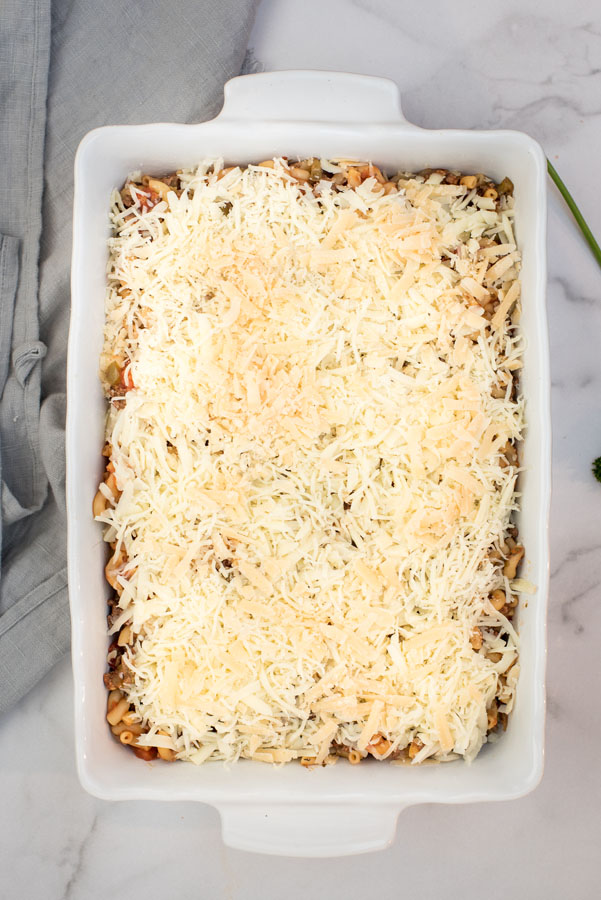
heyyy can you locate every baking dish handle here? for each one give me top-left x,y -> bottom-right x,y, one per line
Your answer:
218,70 -> 413,127
218,803 -> 401,856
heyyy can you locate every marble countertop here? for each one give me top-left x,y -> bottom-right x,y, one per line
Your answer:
2,0 -> 600,896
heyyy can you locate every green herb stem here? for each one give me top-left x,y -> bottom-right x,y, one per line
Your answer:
547,159 -> 601,270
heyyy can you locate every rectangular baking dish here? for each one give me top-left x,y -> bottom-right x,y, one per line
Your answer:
67,70 -> 550,857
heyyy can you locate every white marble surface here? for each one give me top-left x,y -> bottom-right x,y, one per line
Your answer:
2,0 -> 601,896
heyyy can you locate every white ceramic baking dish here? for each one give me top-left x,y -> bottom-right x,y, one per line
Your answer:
67,70 -> 550,857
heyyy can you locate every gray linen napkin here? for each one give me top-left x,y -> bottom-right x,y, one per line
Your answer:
0,0 -> 258,714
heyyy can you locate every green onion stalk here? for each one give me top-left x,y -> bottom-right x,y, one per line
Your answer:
547,159 -> 601,270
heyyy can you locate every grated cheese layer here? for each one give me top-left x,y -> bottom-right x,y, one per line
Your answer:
99,159 -> 524,765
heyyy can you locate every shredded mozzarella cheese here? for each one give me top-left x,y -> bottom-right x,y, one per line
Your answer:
99,159 -> 524,765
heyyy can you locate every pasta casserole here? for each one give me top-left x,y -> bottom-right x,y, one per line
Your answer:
95,158 -> 525,765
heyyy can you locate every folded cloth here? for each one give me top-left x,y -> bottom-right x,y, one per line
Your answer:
0,0 -> 258,714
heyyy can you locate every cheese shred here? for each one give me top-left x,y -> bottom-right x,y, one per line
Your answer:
99,159 -> 524,765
